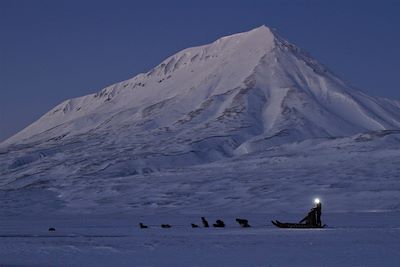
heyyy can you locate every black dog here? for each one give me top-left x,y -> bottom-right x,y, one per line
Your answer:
161,224 -> 171,228
236,218 -> 251,228
201,217 -> 209,227
213,219 -> 225,228
139,223 -> 148,229
191,223 -> 199,228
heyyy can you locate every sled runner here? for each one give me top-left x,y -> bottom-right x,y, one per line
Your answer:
271,220 -> 326,229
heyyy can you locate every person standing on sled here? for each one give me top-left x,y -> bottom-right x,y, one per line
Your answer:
299,198 -> 322,226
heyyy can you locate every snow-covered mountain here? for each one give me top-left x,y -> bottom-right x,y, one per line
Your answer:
4,25 -> 400,148
1,26 -> 400,214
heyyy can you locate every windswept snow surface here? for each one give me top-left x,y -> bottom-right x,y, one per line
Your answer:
1,131 -> 400,215
1,26 -> 400,266
1,213 -> 400,267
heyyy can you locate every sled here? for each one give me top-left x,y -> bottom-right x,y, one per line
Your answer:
271,220 -> 326,229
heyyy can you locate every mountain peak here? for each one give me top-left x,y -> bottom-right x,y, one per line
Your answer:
250,24 -> 272,33
217,25 -> 275,44
2,25 -> 400,218
3,26 -> 400,147
231,25 -> 273,36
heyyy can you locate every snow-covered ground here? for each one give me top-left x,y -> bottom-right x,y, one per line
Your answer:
1,132 -> 400,266
1,212 -> 399,266
1,131 -> 399,215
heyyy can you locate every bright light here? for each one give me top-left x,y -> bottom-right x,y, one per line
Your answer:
314,198 -> 320,204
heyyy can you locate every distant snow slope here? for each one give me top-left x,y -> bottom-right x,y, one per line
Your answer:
0,26 -> 399,214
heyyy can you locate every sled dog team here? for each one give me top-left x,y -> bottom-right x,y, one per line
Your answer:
139,200 -> 323,229
139,217 -> 250,229
46,200 -> 323,232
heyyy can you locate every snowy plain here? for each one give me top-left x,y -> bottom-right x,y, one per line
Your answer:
1,212 -> 400,266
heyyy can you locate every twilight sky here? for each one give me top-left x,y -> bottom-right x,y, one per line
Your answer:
1,0 -> 399,142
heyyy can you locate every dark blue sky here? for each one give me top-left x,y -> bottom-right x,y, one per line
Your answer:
1,0 -> 400,142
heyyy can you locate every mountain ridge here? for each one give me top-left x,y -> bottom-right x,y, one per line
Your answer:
2,25 -> 400,151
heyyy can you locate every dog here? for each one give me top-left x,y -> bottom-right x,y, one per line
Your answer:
236,218 -> 251,228
191,223 -> 199,228
201,217 -> 209,227
161,224 -> 171,228
48,227 -> 56,232
139,223 -> 148,229
213,219 -> 225,228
